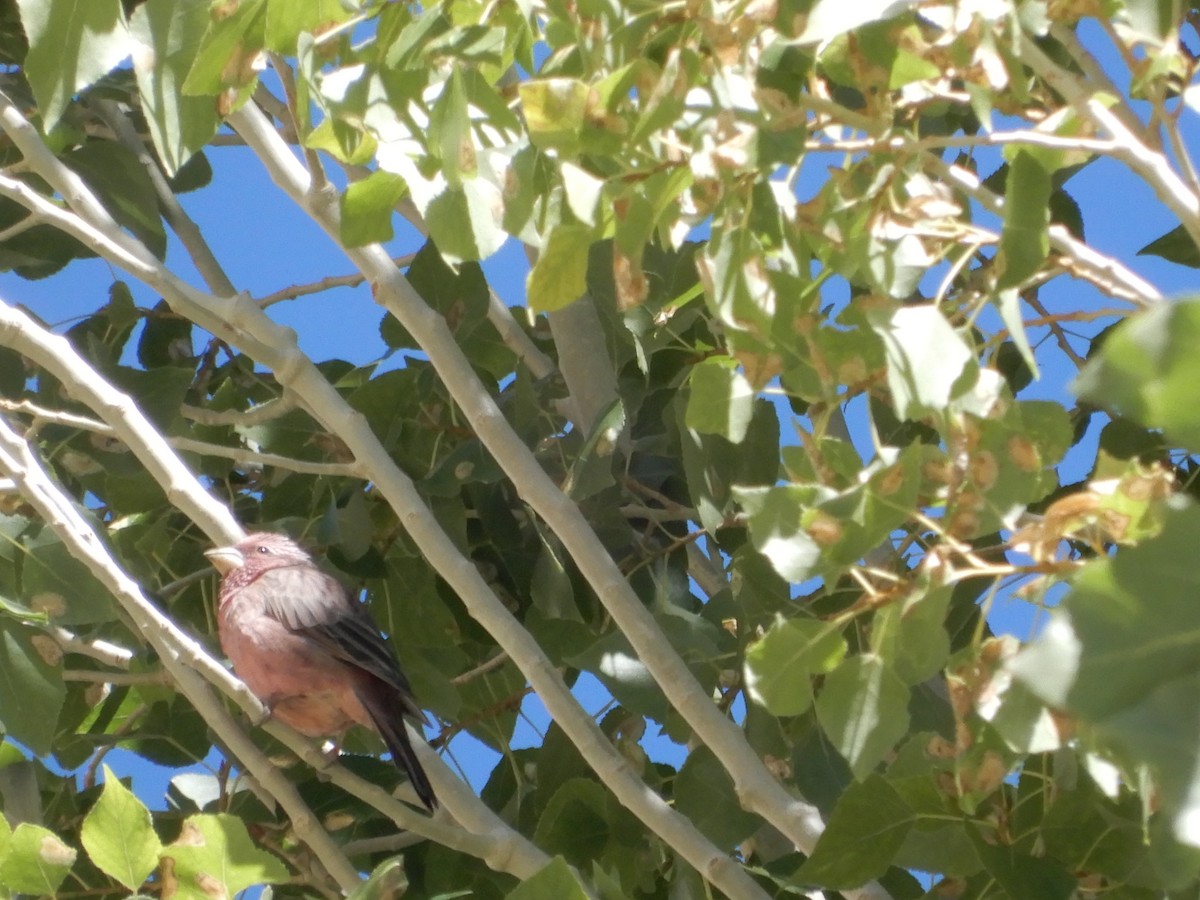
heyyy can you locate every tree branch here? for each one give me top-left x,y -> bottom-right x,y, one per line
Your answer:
89,98 -> 238,297
0,398 -> 363,478
228,100 -> 850,887
0,104 -> 572,886
0,298 -> 551,880
1020,34 -> 1200,252
0,418 -> 361,892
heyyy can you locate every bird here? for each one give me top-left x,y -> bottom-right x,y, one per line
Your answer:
204,531 -> 437,811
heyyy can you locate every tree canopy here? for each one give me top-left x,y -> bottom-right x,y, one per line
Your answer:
0,0 -> 1197,898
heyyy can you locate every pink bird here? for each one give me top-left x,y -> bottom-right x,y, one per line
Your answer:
205,532 -> 436,810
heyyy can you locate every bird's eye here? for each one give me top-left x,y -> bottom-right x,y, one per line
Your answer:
255,545 -> 272,555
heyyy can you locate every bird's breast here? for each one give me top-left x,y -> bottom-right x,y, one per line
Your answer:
217,589 -> 373,737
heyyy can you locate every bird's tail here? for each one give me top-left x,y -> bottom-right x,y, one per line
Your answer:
359,686 -> 438,812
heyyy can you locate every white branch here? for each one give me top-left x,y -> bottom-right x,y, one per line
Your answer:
49,626 -> 134,667
1019,34 -> 1200,253
228,101 -> 845,887
0,104 -> 566,885
931,159 -> 1163,306
0,298 -> 550,879
0,398 -> 361,478
0,418 -> 362,891
180,396 -> 297,426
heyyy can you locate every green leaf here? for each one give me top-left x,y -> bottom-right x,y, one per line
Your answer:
506,856 -> 589,900
869,304 -> 977,421
996,150 -> 1052,289
568,633 -> 668,722
697,227 -> 776,335
744,616 -> 847,716
798,775 -> 914,888
161,814 -> 289,900
347,858 -> 408,900
264,0 -> 350,54
871,585 -> 951,686
674,746 -> 760,848
137,301 -> 194,368
0,823 -> 76,895
181,0 -> 267,96
795,0 -> 919,43
532,777 -> 648,885
519,78 -> 589,155
16,0 -> 132,129
562,398 -> 625,500
686,358 -> 756,443
0,620 -> 65,755
993,288 -> 1039,380
1138,223 -> 1200,268
816,654 -> 911,779
1073,296 -> 1200,452
81,765 -> 162,891
1011,500 -> 1200,846
969,828 -> 1077,900
130,0 -> 221,175
429,67 -> 476,186
734,485 -> 824,583
527,223 -> 592,313
424,178 -> 506,264
340,170 -> 407,247
62,142 -> 167,258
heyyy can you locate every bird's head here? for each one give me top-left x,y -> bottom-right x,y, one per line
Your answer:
205,532 -> 312,578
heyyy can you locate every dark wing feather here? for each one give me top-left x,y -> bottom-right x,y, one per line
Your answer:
254,565 -> 426,722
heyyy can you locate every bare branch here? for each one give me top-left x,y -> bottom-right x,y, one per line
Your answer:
229,100 -> 845,894
0,417 -> 361,892
0,398 -> 362,477
63,668 -> 171,686
255,261 -> 410,308
1020,34 -> 1200,252
49,627 -> 135,668
89,98 -> 238,297
0,102 -> 565,885
181,396 -> 297,426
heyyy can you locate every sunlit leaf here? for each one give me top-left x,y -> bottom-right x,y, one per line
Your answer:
81,766 -> 162,891
16,0 -> 131,129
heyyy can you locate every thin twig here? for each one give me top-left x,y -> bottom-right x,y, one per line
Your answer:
90,98 -> 238,297
0,398 -> 363,477
451,651 -> 512,685
180,396 -> 297,426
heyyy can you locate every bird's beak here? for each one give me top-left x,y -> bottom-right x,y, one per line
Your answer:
204,546 -> 245,575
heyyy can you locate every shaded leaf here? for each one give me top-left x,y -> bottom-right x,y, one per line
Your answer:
798,775 -> 914,888
816,654 -> 910,779
997,150 -> 1052,289
674,746 -> 760,848
130,0 -> 220,175
1138,223 -> 1200,268
506,856 -> 589,900
0,620 -> 65,756
1073,297 -> 1200,452
744,616 -> 846,716
1012,500 -> 1200,845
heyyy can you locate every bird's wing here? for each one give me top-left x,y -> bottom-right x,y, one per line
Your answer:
253,564 -> 426,722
